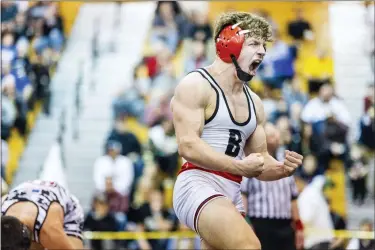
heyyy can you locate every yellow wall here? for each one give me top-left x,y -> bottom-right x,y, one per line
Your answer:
208,1 -> 331,53
59,2 -> 83,36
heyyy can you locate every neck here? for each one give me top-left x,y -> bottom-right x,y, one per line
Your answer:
207,59 -> 244,94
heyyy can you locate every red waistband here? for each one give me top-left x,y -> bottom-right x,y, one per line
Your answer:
178,162 -> 242,184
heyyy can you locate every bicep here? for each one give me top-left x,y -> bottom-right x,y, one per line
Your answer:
244,125 -> 267,155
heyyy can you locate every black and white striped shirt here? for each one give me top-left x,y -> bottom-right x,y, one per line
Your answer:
241,176 -> 299,219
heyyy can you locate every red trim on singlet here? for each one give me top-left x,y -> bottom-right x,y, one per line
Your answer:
178,162 -> 242,184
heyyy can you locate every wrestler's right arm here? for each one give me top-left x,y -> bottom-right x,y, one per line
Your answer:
171,73 -> 263,177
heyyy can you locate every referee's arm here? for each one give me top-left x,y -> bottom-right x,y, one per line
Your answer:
290,177 -> 304,249
290,177 -> 302,226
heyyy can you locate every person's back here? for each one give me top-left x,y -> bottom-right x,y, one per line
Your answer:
1,180 -> 84,249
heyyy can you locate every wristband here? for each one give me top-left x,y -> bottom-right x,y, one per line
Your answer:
294,219 -> 304,231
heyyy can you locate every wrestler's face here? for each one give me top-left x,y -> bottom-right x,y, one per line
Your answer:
237,37 -> 266,76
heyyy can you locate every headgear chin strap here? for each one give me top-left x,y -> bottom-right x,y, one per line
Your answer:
216,22 -> 253,82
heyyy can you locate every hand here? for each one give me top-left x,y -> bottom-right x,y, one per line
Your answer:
295,230 -> 304,250
283,150 -> 303,177
238,153 -> 265,178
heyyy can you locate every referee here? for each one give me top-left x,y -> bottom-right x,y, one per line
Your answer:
241,123 -> 304,250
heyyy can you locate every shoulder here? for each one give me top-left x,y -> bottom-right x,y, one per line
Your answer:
172,71 -> 210,107
175,71 -> 209,94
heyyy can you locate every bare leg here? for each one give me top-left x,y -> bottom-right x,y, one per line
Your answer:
197,197 -> 261,250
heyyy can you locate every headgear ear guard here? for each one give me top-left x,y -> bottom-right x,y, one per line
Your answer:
215,22 -> 253,82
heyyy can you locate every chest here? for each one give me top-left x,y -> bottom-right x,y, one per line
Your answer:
205,87 -> 251,124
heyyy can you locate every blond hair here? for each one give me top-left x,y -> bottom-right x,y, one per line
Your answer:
213,11 -> 273,42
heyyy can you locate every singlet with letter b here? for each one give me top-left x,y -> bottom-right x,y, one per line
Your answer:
1,180 -> 84,243
179,68 -> 257,183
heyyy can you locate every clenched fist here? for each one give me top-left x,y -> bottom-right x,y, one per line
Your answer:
282,150 -> 303,177
238,153 -> 265,178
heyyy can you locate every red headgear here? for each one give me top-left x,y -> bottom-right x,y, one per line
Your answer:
215,22 -> 253,82
216,22 -> 249,63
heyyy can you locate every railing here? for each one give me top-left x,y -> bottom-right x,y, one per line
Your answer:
72,61 -> 84,141
56,108 -> 66,169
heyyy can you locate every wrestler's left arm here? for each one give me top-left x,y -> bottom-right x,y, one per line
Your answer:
244,92 -> 303,181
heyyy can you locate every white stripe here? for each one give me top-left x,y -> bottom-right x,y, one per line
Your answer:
261,181 -> 268,218
254,180 -> 262,218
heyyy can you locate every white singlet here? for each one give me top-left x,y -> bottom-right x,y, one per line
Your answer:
1,180 -> 84,243
173,68 -> 257,234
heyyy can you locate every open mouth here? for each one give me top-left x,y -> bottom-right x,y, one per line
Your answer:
249,60 -> 262,75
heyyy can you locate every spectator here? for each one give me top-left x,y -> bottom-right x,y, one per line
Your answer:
84,193 -> 118,250
12,40 -> 33,102
348,146 -> 369,206
13,12 -> 29,41
282,76 -> 308,111
151,1 -> 185,53
43,3 -> 64,59
93,140 -> 135,197
104,176 -> 129,239
258,31 -> 297,89
105,176 -> 129,215
1,88 -> 17,141
145,93 -> 173,127
2,75 -> 28,137
301,83 -> 351,133
106,117 -> 142,157
128,189 -> 174,250
29,53 -> 51,114
149,116 -> 178,178
112,65 -> 148,122
1,2 -> 18,23
287,8 -> 314,42
346,219 -> 374,250
186,10 -> 212,43
274,114 -> 290,146
358,106 -> 375,151
302,48 -> 334,94
297,175 -> 334,249
151,60 -> 176,98
1,32 -> 17,64
363,84 -> 374,113
184,40 -> 209,75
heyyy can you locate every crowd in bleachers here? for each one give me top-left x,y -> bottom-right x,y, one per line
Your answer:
1,1 -> 371,250
1,1 -> 65,194
83,2 -> 375,249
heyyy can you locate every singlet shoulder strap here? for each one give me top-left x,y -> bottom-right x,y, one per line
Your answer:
190,68 -> 220,125
193,68 -> 221,93
243,85 -> 257,121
